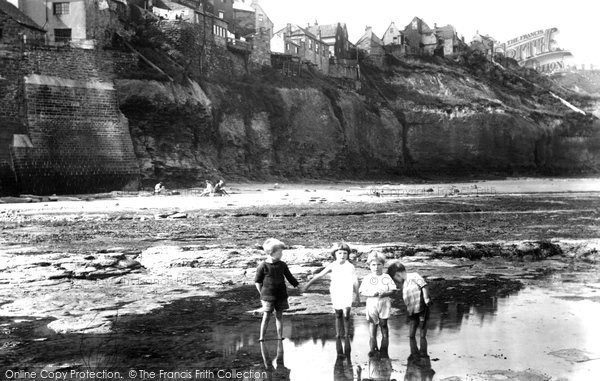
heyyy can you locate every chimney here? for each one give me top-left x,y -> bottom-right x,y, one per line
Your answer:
315,20 -> 318,26
286,23 -> 292,36
365,26 -> 372,32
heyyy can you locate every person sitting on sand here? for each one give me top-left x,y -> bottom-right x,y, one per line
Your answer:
255,238 -> 300,342
212,180 -> 229,196
154,182 -> 166,195
199,180 -> 213,197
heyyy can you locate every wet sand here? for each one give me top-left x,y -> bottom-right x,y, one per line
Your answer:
1,178 -> 600,380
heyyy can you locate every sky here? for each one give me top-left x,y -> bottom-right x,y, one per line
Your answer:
260,0 -> 600,68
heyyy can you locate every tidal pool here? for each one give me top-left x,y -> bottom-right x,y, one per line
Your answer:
2,270 -> 599,381
197,270 -> 600,380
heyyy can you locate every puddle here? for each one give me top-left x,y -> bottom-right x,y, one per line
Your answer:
1,273 -> 600,380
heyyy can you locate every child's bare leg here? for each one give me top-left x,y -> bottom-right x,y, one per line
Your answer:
344,336 -> 352,356
379,319 -> 389,356
259,312 -> 271,341
274,311 -> 284,339
343,307 -> 351,337
419,319 -> 428,356
408,318 -> 418,338
368,321 -> 378,354
408,318 -> 419,356
335,309 -> 344,337
409,337 -> 419,356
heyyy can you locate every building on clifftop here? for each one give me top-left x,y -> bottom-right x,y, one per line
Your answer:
271,23 -> 329,74
433,23 -> 465,57
355,25 -> 384,66
382,21 -> 403,46
471,31 -> 496,58
18,0 -> 128,47
306,22 -> 351,60
403,16 -> 436,55
0,0 -> 45,44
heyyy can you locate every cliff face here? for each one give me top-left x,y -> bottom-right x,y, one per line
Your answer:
116,56 -> 600,186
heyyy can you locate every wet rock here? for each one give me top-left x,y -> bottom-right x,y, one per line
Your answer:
472,370 -> 550,381
168,212 -> 188,219
47,317 -> 112,334
548,348 -> 598,362
117,259 -> 142,270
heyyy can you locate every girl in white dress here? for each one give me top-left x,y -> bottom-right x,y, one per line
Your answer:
303,243 -> 360,337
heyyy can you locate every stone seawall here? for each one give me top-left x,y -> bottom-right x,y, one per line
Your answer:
10,75 -> 139,194
0,44 -> 140,195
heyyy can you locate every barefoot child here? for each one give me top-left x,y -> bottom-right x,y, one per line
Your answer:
303,243 -> 360,338
359,252 -> 396,356
387,262 -> 432,359
255,238 -> 300,341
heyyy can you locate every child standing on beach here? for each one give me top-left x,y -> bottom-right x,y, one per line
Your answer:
387,262 -> 432,359
255,238 -> 300,341
359,252 -> 396,356
303,243 -> 360,338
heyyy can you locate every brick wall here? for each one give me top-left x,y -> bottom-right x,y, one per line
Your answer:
0,43 -> 140,195
10,74 -> 139,195
158,18 -> 248,79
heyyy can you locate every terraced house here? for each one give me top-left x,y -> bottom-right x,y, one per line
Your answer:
271,23 -> 329,74
17,0 -> 127,47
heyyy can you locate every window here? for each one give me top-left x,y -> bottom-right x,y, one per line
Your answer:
308,39 -> 313,50
54,28 -> 71,43
218,10 -> 224,19
285,43 -> 289,51
53,2 -> 69,15
0,28 -> 3,40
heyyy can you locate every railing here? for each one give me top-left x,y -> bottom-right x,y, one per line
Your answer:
226,38 -> 252,53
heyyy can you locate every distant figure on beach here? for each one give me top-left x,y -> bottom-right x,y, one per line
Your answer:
212,179 -> 229,196
154,182 -> 166,195
199,180 -> 213,197
303,243 -> 360,338
359,252 -> 396,357
255,238 -> 299,342
387,262 -> 432,360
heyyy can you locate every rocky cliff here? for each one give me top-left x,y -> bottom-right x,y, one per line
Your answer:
116,55 -> 599,187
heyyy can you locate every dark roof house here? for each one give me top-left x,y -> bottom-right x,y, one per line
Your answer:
0,0 -> 45,44
306,22 -> 350,59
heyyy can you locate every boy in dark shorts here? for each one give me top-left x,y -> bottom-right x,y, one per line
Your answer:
255,238 -> 299,341
387,262 -> 432,359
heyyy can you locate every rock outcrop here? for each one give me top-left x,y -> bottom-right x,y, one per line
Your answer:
117,55 -> 600,186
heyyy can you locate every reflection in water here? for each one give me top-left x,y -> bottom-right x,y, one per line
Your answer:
333,337 -> 353,381
404,354 -> 435,381
363,356 -> 392,381
256,341 -> 290,381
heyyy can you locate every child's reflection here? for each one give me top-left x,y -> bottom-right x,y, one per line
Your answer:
404,337 -> 435,381
357,341 -> 392,381
259,341 -> 290,381
333,336 -> 353,381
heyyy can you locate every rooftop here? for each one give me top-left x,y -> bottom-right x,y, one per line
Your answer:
0,0 -> 45,32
